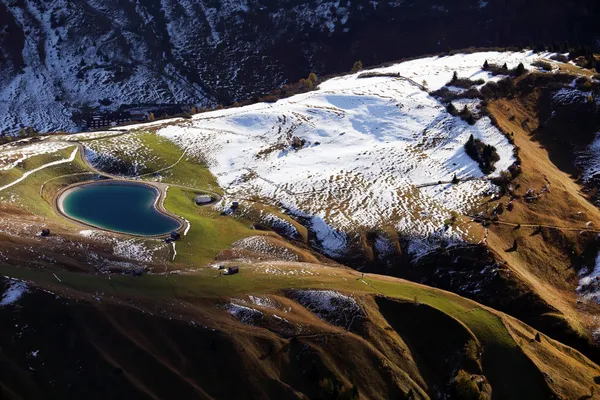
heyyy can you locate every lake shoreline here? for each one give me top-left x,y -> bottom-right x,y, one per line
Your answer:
55,179 -> 185,238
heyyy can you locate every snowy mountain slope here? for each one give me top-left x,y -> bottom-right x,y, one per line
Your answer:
1,0 -> 598,135
157,51 -> 547,257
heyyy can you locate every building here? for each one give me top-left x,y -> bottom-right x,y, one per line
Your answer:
224,266 -> 239,275
195,195 -> 213,205
87,112 -> 147,129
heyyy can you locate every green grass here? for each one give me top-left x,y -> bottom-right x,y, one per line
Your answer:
163,187 -> 261,266
142,137 -> 221,193
0,147 -> 73,187
85,131 -> 220,192
1,260 -> 550,399
0,146 -> 90,218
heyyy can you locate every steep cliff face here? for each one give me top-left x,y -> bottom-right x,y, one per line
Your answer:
0,0 -> 598,134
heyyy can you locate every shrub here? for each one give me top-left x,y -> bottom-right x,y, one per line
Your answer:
299,78 -> 313,90
457,88 -> 484,100
259,94 -> 280,103
550,54 -> 569,63
465,134 -> 500,175
483,63 -> 511,76
351,60 -> 363,73
452,370 -> 481,400
494,202 -> 505,215
340,385 -> 359,400
464,339 -> 481,366
532,60 -> 552,71
431,87 -> 458,102
448,77 -> 485,89
308,72 -> 318,84
291,136 -> 306,149
480,78 -> 516,100
357,71 -> 401,79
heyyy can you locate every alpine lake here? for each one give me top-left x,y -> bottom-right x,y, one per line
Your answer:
60,181 -> 181,236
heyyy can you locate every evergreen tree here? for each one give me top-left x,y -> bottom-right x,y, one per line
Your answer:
452,71 -> 458,82
515,62 -> 526,76
483,60 -> 489,70
446,103 -> 458,115
502,63 -> 508,70
466,134 -> 474,147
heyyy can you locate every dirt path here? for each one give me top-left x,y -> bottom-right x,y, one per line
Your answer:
489,219 -> 600,233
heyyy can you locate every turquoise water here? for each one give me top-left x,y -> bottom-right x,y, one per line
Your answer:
62,182 -> 180,236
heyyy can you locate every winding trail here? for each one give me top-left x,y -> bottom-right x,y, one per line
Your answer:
74,142 -> 222,202
0,146 -> 79,193
476,218 -> 600,233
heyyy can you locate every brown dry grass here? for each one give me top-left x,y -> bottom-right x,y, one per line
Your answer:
503,315 -> 600,399
486,95 -> 600,339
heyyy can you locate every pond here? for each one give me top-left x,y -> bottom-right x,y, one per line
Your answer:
59,181 -> 181,236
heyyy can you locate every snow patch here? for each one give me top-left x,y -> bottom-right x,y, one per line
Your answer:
0,279 -> 28,306
224,303 -> 264,325
577,252 -> 600,303
290,290 -> 362,328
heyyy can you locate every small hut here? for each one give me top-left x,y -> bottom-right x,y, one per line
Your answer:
195,195 -> 213,205
224,266 -> 239,275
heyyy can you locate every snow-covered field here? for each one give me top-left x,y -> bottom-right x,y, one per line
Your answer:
156,51 -> 549,258
0,50 -> 560,261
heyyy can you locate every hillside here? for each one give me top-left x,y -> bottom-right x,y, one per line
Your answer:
1,262 -> 599,400
1,50 -> 600,398
1,0 -> 599,134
